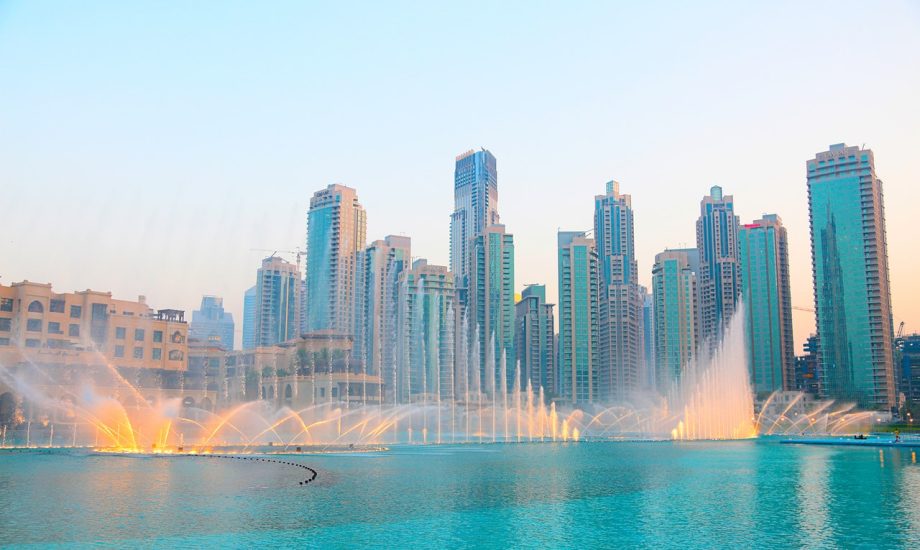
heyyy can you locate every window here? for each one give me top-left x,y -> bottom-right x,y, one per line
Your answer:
70,305 -> 82,318
152,348 -> 162,360
0,318 -> 10,332
69,324 -> 80,337
153,330 -> 163,343
168,350 -> 184,361
48,339 -> 69,349
25,339 -> 40,348
48,322 -> 62,334
27,300 -> 43,313
114,345 -> 125,358
134,329 -> 145,341
133,347 -> 144,359
26,319 -> 42,332
115,327 -> 126,339
0,298 -> 12,312
0,337 -> 9,346
49,299 -> 65,313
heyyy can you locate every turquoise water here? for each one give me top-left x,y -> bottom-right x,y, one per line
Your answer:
1,440 -> 918,548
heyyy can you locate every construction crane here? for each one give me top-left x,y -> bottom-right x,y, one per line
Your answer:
791,305 -> 815,313
897,321 -> 905,339
250,248 -> 306,271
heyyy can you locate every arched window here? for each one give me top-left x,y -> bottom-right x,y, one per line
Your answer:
285,384 -> 293,400
28,301 -> 43,313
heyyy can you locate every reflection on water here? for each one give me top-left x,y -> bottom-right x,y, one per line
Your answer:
0,442 -> 917,547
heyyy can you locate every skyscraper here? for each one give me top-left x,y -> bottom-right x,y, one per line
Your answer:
739,214 -> 794,394
356,235 -> 411,380
652,249 -> 699,390
807,143 -> 895,410
470,224 -> 515,398
557,231 -> 599,405
242,285 -> 256,350
594,181 -> 642,402
254,256 -> 301,347
640,286 -> 656,392
305,184 -> 367,334
190,295 -> 235,350
396,259 -> 456,403
514,284 -> 555,398
696,185 -> 741,346
450,149 -> 499,303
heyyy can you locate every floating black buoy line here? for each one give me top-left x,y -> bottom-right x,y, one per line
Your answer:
184,453 -> 317,487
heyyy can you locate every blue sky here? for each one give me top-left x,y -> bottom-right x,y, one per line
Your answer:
1,1 -> 918,347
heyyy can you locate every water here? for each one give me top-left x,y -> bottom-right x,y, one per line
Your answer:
1,441 -> 918,548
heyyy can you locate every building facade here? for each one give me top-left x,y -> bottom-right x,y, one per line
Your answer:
450,149 -> 499,303
514,284 -> 555,398
242,286 -> 256,350
354,235 -> 411,381
305,184 -> 367,334
396,260 -> 456,403
190,295 -> 235,351
469,225 -> 515,398
807,143 -> 896,410
739,215 -> 794,394
794,335 -> 820,397
696,185 -> 741,346
253,256 -> 301,347
652,249 -> 699,390
594,181 -> 642,402
557,231 -> 599,405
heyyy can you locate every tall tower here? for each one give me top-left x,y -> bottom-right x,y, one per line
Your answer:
356,235 -> 411,379
594,181 -> 642,402
696,185 -> 741,346
514,284 -> 556,398
242,286 -> 256,350
254,256 -> 301,347
450,149 -> 499,303
396,259 -> 456,404
469,224 -> 515,398
652,249 -> 699,390
305,184 -> 367,334
557,231 -> 599,405
808,143 -> 895,410
739,214 -> 795,394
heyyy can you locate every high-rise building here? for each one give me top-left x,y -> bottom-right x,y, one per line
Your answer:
190,296 -> 235,350
652,249 -> 699,390
305,184 -> 367,334
514,284 -> 555,398
254,256 -> 301,347
794,334 -> 820,397
356,235 -> 411,380
557,231 -> 599,405
640,286 -> 656,392
739,214 -> 794,394
696,185 -> 741,346
594,181 -> 642,402
899,335 -> 920,412
396,259 -> 456,404
450,149 -> 499,303
807,143 -> 895,410
242,286 -> 256,350
469,224 -> 515,398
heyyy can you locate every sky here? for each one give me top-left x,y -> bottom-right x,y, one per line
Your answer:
1,1 -> 918,349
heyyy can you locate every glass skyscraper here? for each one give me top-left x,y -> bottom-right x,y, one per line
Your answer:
254,256 -> 301,347
652,249 -> 699,390
242,285 -> 256,350
557,231 -> 599,405
808,143 -> 895,410
514,284 -> 555,399
696,185 -> 741,347
739,214 -> 794,394
450,149 -> 499,303
470,225 -> 515,398
355,235 -> 411,379
594,181 -> 642,402
305,184 -> 367,334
